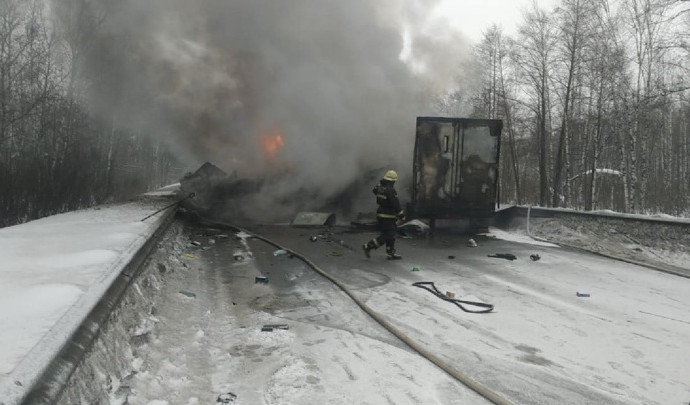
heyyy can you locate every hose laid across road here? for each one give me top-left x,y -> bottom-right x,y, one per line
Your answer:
212,221 -> 513,405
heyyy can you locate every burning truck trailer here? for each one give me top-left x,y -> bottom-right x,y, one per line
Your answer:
176,162 -> 373,226
172,116 -> 378,226
406,117 -> 502,233
177,117 -> 503,233
177,162 -> 265,223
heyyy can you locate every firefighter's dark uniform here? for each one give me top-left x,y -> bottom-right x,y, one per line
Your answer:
363,179 -> 404,259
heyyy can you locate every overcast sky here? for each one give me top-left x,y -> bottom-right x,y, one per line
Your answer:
432,0 -> 558,41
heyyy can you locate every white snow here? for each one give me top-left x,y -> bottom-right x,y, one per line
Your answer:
235,231 -> 253,240
0,199 -> 174,403
359,240 -> 690,404
143,183 -> 181,197
525,205 -> 690,224
0,284 -> 83,372
571,168 -> 622,180
483,227 -> 559,247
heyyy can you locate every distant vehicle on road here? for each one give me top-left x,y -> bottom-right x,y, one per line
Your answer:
407,117 -> 502,231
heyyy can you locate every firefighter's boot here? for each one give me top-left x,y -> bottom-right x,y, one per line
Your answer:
386,247 -> 402,260
362,244 -> 371,258
362,241 -> 376,258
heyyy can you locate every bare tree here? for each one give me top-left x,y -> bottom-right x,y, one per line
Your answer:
582,2 -> 628,211
516,3 -> 556,206
475,25 -> 523,204
550,0 -> 594,207
0,0 -> 181,227
478,0 -> 689,215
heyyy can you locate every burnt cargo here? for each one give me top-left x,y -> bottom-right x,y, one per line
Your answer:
408,117 -> 502,221
178,162 -> 262,217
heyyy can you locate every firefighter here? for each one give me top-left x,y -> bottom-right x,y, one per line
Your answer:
362,170 -> 405,260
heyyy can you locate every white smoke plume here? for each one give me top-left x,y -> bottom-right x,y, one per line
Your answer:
57,0 -> 474,221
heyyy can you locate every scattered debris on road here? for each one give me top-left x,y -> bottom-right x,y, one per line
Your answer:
412,281 -> 494,313
445,291 -> 455,299
255,276 -> 269,284
467,238 -> 478,247
261,324 -> 289,332
179,290 -> 196,298
273,249 -> 289,256
397,219 -> 430,238
191,241 -> 201,246
412,266 -> 421,272
217,392 -> 237,403
291,211 -> 336,227
448,255 -> 456,259
488,253 -> 517,261
530,254 -> 541,261
181,253 -> 197,259
576,292 -> 590,297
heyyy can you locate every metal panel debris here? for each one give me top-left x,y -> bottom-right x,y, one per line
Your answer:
291,212 -> 336,227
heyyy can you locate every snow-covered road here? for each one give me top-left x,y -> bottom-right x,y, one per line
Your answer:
82,220 -> 491,405
243,224 -> 690,405
3,206 -> 689,405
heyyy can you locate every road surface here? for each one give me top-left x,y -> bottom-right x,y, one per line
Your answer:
76,219 -> 690,405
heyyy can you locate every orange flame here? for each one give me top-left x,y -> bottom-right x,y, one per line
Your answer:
260,126 -> 285,162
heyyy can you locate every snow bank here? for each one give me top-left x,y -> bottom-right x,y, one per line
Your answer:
0,199 -> 174,404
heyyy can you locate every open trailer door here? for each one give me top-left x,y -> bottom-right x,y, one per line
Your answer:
409,117 -> 502,224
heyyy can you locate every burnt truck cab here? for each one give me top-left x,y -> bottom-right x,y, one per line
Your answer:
407,117 -> 502,231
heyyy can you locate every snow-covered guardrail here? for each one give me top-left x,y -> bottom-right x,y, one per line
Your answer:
502,205 -> 690,227
0,202 -> 177,405
495,205 -> 690,279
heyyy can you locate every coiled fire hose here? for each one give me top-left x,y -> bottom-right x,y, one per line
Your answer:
412,281 -> 494,313
223,223 -> 513,405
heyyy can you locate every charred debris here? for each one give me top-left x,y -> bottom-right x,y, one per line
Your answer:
177,162 -> 263,220
177,117 -> 504,234
176,161 -> 382,226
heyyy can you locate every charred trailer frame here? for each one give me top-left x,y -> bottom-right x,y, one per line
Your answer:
407,117 -> 502,228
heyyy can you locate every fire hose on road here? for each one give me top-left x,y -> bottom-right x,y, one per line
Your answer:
412,281 -> 494,313
208,220 -> 513,405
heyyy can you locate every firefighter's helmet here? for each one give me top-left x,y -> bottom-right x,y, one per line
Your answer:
383,170 -> 398,182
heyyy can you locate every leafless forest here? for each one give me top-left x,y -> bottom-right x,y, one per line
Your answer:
0,0 -> 182,227
462,0 -> 690,214
1,0 -> 689,228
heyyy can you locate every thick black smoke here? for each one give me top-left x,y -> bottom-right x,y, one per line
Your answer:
56,0 -> 473,220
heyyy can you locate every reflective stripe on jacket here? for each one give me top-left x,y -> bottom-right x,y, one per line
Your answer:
373,181 -> 403,219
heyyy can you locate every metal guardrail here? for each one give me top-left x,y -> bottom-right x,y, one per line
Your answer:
497,205 -> 690,227
13,207 -> 177,405
495,205 -> 690,279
